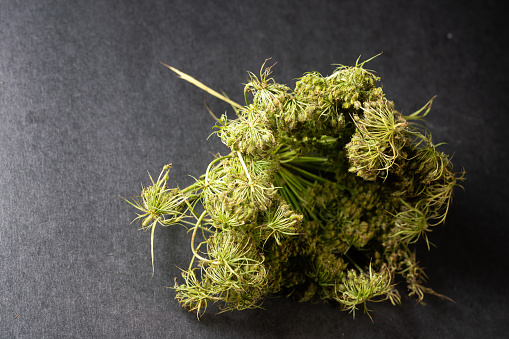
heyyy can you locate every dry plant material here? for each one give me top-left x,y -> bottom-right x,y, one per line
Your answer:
126,56 -> 464,319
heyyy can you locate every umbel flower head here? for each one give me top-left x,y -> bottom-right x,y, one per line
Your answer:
128,56 -> 465,319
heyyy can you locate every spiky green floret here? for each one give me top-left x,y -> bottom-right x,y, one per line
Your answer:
334,265 -> 393,319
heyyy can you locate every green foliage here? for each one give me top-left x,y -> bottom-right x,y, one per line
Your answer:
128,57 -> 465,319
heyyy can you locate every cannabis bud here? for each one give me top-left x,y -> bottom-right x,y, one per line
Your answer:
126,56 -> 464,319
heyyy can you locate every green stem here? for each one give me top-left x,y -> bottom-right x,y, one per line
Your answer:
191,211 -> 218,264
150,220 -> 157,275
283,163 -> 330,184
275,175 -> 302,214
279,167 -> 306,193
344,252 -> 364,273
205,155 -> 232,185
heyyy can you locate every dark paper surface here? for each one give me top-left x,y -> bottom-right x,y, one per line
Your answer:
1,1 -> 508,338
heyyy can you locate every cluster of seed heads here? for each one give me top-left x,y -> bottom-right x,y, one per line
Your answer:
127,56 -> 464,319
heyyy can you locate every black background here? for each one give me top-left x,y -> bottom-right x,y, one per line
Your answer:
1,1 -> 508,338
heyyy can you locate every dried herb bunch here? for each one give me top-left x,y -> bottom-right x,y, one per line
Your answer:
127,56 -> 464,318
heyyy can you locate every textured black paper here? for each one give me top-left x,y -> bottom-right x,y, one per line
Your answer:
1,0 -> 508,338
